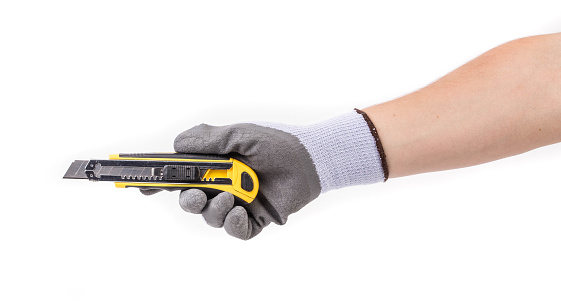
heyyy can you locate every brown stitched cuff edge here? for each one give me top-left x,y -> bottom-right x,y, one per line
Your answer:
354,108 -> 389,181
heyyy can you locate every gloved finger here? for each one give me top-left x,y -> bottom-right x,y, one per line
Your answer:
201,192 -> 235,228
139,188 -> 162,196
224,206 -> 264,240
173,123 -> 261,156
179,189 -> 208,214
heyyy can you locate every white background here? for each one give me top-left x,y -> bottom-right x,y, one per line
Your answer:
1,1 -> 560,306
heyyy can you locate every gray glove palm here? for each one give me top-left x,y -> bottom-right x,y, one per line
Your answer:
153,110 -> 387,240
175,123 -> 322,239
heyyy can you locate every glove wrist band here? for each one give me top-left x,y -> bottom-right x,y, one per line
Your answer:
354,108 -> 389,181
257,109 -> 389,193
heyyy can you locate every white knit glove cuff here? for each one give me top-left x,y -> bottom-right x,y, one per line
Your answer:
256,110 -> 388,193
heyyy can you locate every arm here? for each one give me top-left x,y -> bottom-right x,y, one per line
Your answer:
154,33 -> 561,240
365,33 -> 561,178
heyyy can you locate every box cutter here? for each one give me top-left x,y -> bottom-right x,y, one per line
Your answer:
63,153 -> 259,205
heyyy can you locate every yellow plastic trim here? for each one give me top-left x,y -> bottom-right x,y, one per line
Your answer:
111,153 -> 259,204
115,182 -> 256,203
109,153 -> 231,163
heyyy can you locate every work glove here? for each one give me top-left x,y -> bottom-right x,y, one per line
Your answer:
144,109 -> 388,240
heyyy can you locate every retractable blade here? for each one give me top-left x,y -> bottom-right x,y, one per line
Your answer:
63,153 -> 259,205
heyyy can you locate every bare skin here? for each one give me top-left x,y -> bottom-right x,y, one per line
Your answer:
364,33 -> 561,178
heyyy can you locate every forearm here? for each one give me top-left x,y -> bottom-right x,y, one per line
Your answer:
364,33 -> 561,178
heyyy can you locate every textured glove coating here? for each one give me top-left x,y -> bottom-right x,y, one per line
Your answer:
174,123 -> 322,239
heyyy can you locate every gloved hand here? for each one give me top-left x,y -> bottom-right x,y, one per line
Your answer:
144,110 -> 388,240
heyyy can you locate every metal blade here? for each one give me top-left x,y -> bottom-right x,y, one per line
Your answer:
63,160 -> 89,179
